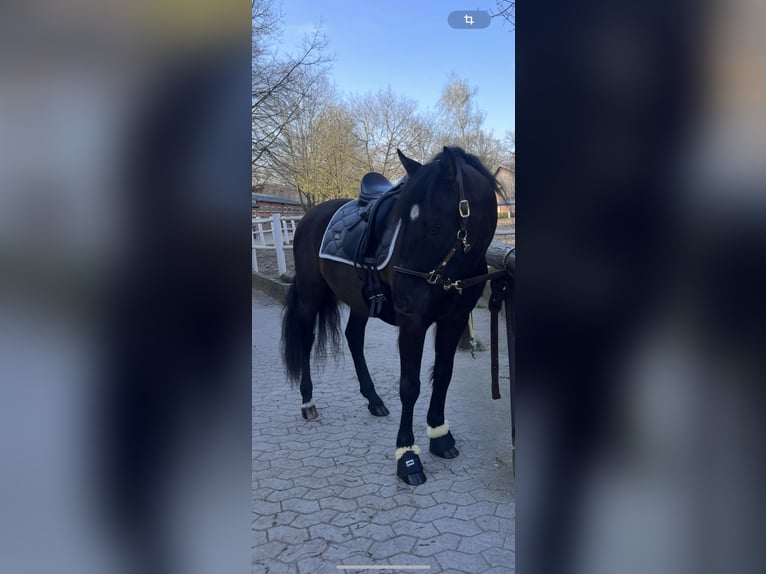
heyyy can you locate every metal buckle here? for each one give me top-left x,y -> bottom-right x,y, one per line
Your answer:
457,229 -> 471,253
426,270 -> 441,285
443,280 -> 463,295
458,200 -> 471,218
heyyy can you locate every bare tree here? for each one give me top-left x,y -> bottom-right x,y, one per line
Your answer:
435,74 -> 508,169
437,73 -> 487,147
350,87 -> 428,178
490,0 -> 515,29
251,0 -> 331,183
265,74 -> 335,209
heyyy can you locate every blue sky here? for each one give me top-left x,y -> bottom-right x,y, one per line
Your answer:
278,0 -> 515,136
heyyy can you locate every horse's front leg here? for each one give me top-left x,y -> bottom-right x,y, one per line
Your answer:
426,313 -> 470,459
395,319 -> 428,485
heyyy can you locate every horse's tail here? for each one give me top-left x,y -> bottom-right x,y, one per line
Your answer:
281,280 -> 341,385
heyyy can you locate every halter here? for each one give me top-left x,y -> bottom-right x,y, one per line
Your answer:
393,161 -> 506,294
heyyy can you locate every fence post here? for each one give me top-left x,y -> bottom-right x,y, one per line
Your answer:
257,222 -> 266,245
272,213 -> 287,276
251,226 -> 258,273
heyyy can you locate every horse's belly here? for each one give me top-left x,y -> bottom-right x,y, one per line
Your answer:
319,259 -> 398,325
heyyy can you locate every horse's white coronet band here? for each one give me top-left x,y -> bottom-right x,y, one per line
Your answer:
395,445 -> 421,460
427,420 -> 449,439
301,400 -> 315,409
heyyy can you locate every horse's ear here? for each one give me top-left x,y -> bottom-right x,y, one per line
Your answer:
439,146 -> 457,181
397,149 -> 422,176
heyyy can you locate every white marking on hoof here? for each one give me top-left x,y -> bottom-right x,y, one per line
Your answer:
409,204 -> 420,221
301,400 -> 315,409
395,445 -> 421,460
427,420 -> 449,439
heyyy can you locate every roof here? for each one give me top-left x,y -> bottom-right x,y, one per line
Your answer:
252,193 -> 302,206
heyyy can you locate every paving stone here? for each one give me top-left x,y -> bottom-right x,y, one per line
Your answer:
433,517 -> 483,537
252,500 -> 281,516
278,538 -> 328,564
474,514 -> 510,532
289,508 -> 338,529
391,492 -> 437,509
348,522 -> 395,540
318,497 -> 359,512
321,541 -> 373,563
337,483 -> 381,499
367,535 -> 417,559
453,501 -> 498,521
471,488 -> 513,504
481,546 -> 516,568
332,507 -> 376,528
252,511 -> 298,531
308,523 -> 354,544
296,555 -> 336,574
410,503 -> 457,523
410,533 -> 463,557
495,500 -> 515,519
391,520 -> 440,539
432,490 -> 476,506
267,525 -> 311,544
252,559 -> 295,574
265,486 -> 308,503
255,540 -> 288,560
280,498 -> 321,514
434,549 -> 490,573
457,530 -> 507,555
370,506 -> 417,525
302,484 -> 346,500
252,529 -> 268,546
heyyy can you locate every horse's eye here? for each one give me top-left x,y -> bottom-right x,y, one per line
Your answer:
429,224 -> 442,235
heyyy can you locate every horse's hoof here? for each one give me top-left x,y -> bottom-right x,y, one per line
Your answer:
429,431 -> 459,459
301,405 -> 318,420
368,403 -> 390,417
396,451 -> 427,485
434,446 -> 459,459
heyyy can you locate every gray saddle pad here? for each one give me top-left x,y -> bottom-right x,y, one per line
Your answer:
318,201 -> 401,270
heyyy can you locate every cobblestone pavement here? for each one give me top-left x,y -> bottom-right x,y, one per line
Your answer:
253,287 -> 515,574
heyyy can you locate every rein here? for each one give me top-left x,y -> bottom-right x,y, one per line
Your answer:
392,159 -> 511,400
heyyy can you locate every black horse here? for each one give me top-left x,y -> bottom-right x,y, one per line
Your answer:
281,146 -> 500,484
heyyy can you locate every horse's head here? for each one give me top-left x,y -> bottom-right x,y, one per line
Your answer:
390,146 -> 499,317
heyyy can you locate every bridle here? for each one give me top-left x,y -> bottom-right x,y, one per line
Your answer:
393,160 -> 509,295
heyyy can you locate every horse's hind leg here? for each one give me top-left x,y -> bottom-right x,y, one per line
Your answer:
345,312 -> 389,417
297,305 -> 318,420
426,314 -> 468,459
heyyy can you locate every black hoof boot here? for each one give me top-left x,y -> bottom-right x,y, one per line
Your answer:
368,403 -> 390,417
430,431 -> 459,459
397,451 -> 426,485
301,404 -> 318,420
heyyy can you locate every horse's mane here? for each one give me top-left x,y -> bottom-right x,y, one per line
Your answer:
399,147 -> 503,211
